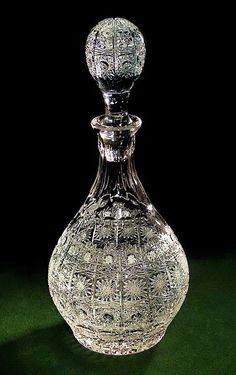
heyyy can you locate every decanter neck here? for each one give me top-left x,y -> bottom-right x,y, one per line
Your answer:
91,114 -> 141,162
98,131 -> 135,162
89,151 -> 149,204
88,116 -> 149,204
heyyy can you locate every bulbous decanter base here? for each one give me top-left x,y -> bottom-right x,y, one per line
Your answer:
73,326 -> 166,355
48,200 -> 189,355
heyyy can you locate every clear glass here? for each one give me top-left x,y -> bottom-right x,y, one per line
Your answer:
48,119 -> 189,355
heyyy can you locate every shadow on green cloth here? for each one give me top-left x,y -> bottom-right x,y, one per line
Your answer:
0,323 -> 157,375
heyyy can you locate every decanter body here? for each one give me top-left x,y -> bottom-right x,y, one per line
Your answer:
48,18 -> 189,355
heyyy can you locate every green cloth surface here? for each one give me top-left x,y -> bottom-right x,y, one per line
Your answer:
0,255 -> 235,375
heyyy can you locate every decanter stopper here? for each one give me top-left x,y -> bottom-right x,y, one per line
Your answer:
85,18 -> 145,124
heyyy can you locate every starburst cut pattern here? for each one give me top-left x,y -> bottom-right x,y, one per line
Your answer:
124,279 -> 146,300
150,273 -> 167,295
120,225 -> 137,239
77,275 -> 92,297
97,226 -> 113,239
141,226 -> 157,240
96,279 -> 117,301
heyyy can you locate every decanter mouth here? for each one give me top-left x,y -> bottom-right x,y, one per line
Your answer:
91,114 -> 142,134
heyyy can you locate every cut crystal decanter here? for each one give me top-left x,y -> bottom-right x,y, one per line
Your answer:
48,18 -> 189,356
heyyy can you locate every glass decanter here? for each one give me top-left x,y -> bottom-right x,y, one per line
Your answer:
48,18 -> 189,356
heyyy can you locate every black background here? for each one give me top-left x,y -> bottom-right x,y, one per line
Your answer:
5,4 -> 235,268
